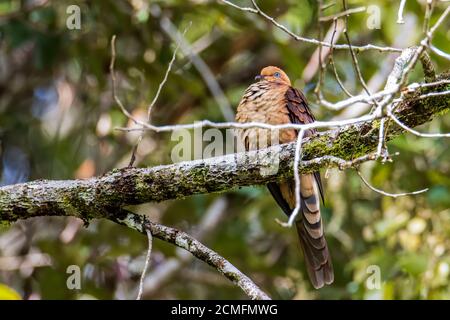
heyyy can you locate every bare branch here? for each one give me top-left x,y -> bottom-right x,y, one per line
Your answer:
387,111 -> 450,137
430,44 -> 450,61
357,170 -> 428,198
280,129 -> 305,228
341,0 -> 371,96
136,229 -> 152,300
302,18 -> 344,83
115,210 -> 271,300
397,6 -> 450,87
329,20 -> 353,98
422,0 -> 434,33
405,79 -> 450,91
129,25 -> 186,166
417,89 -> 450,99
385,6 -> 450,138
118,113 -> 377,133
110,35 -> 138,125
320,6 -> 366,22
146,38 -> 183,121
219,0 -> 402,52
333,23 -> 418,120
340,0 -> 389,159
397,0 -> 407,24
313,0 -> 326,103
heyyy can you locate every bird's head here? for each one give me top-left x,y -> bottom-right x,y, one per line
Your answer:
255,66 -> 291,86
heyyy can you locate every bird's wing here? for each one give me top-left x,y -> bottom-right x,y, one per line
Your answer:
285,85 -> 316,123
284,86 -> 324,204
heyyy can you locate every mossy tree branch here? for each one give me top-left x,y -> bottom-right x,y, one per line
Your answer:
0,71 -> 449,224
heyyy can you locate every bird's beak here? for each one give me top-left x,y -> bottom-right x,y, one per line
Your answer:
255,75 -> 264,81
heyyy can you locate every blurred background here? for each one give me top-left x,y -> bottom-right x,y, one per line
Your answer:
0,0 -> 449,300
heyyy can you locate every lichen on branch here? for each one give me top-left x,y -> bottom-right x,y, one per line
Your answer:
0,71 -> 448,225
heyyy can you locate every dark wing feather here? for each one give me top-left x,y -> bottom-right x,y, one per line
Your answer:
285,86 -> 316,124
285,87 -> 325,204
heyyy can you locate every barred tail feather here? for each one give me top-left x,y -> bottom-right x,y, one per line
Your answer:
295,220 -> 333,289
267,174 -> 334,289
297,176 -> 333,288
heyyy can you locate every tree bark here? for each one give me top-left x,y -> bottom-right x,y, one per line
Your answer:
0,71 -> 448,224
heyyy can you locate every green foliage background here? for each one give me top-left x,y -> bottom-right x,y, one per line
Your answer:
0,0 -> 449,299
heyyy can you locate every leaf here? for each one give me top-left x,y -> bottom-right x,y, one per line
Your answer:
397,253 -> 428,276
0,284 -> 21,300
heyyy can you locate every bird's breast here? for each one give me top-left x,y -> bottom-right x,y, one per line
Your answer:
235,82 -> 296,149
238,82 -> 286,120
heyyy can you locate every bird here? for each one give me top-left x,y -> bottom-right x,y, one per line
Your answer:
235,66 -> 334,289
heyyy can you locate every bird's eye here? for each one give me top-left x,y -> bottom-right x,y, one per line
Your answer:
274,72 -> 281,78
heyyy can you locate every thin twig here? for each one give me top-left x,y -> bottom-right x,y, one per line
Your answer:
219,0 -> 402,53
341,0 -> 386,158
423,0 -> 434,33
117,112 -> 378,133
146,41 -> 183,121
329,19 -> 353,98
388,110 -> 450,137
115,6 -> 449,134
405,79 -> 450,91
289,129 -> 305,227
278,130 -> 305,228
341,0 -> 371,96
417,89 -> 450,99
110,35 -> 138,125
320,153 -> 379,170
314,0 -> 326,103
136,229 -> 153,300
397,0 -> 407,23
302,17 -> 344,84
397,6 -> 450,87
357,170 -> 428,198
333,28 -> 417,119
376,118 -> 386,158
430,44 -> 450,61
320,6 -> 366,22
385,5 -> 450,137
117,210 -> 271,300
128,25 -> 187,167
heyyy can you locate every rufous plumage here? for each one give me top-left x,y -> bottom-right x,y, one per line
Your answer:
235,66 -> 334,289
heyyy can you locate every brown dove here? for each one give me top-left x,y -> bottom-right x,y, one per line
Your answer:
235,66 -> 334,289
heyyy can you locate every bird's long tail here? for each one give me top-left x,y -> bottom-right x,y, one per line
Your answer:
268,174 -> 334,289
296,174 -> 333,289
